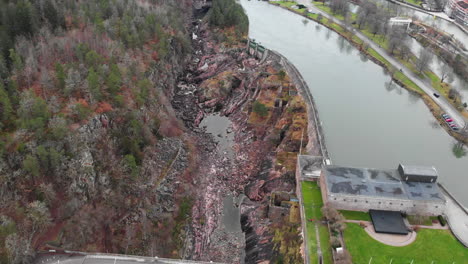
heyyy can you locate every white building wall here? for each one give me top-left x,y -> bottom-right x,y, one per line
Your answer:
326,194 -> 446,216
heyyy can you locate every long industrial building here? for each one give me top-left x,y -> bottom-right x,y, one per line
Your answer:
319,164 -> 446,216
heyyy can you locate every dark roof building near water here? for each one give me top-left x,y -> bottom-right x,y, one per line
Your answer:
323,165 -> 445,202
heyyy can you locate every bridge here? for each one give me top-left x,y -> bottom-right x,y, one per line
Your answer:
33,251 -> 224,264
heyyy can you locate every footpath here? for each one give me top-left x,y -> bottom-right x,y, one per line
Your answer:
274,0 -> 468,248
295,0 -> 467,130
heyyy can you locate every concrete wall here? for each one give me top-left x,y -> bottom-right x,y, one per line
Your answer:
319,173 -> 446,216
319,170 -> 446,216
326,193 -> 445,216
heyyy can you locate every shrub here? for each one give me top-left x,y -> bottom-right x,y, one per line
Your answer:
23,154 -> 40,178
331,235 -> 341,248
438,215 -> 446,226
124,154 -> 139,178
71,103 -> 91,122
252,101 -> 269,117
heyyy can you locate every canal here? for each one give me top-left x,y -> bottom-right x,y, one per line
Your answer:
240,0 -> 468,207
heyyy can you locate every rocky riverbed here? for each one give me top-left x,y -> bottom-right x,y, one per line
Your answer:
169,7 -> 311,262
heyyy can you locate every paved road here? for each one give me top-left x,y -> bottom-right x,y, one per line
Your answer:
386,0 -> 468,35
443,193 -> 468,246
295,0 -> 467,131
34,253 -> 223,264
387,0 -> 453,21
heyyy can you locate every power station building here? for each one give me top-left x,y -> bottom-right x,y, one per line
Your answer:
320,164 -> 446,216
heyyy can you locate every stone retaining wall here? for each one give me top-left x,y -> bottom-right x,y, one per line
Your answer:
268,50 -> 330,161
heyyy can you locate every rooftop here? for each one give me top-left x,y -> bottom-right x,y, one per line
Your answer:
370,210 -> 409,235
399,164 -> 438,177
298,155 -> 323,179
456,0 -> 468,10
323,165 -> 445,202
389,17 -> 412,22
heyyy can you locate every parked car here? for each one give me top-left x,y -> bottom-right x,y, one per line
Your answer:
445,118 -> 453,122
442,114 -> 449,119
434,93 -> 440,98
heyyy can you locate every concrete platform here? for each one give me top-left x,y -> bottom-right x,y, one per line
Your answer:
364,225 -> 417,247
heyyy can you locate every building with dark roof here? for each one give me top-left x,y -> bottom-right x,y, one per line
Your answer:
370,210 -> 409,235
319,164 -> 446,216
398,164 -> 438,183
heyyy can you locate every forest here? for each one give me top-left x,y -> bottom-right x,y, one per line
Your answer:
0,0 -> 194,263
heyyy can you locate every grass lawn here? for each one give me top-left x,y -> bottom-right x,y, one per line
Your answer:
313,2 -> 357,21
339,210 -> 371,221
344,223 -> 468,264
426,71 -> 449,96
302,181 -> 333,264
404,0 -> 423,6
275,1 -> 297,8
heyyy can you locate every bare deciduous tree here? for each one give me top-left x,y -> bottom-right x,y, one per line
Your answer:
5,233 -> 35,264
416,49 -> 434,73
440,64 -> 454,83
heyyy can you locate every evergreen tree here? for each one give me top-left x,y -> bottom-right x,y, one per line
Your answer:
18,90 -> 50,134
87,67 -> 101,100
106,64 -> 121,95
55,63 -> 66,90
209,0 -> 249,34
0,83 -> 13,130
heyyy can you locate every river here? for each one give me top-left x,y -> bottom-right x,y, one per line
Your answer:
240,0 -> 468,207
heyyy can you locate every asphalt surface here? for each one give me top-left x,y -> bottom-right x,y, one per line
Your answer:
443,192 -> 468,247
282,0 -> 468,248
296,0 -> 467,131
34,253 -> 223,264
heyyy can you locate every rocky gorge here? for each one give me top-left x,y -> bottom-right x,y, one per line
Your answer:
0,0 -> 311,263
171,4 -> 311,261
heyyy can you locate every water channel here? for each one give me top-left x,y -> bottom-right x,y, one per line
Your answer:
240,0 -> 468,207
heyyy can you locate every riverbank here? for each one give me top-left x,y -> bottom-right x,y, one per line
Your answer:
271,1 -> 468,144
385,0 -> 468,35
267,0 -> 468,250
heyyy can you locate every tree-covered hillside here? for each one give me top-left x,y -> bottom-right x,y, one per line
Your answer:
0,0 -> 194,262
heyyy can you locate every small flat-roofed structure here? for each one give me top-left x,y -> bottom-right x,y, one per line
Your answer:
389,17 -> 412,30
398,164 -> 438,183
319,163 -> 446,216
297,155 -> 323,180
370,210 -> 408,235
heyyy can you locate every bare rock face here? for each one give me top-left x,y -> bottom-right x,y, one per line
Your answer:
66,147 -> 97,199
64,115 -> 112,198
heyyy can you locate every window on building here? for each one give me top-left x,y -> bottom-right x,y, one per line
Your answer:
389,203 -> 392,205
401,203 -> 403,206
354,199 -> 357,202
365,201 -> 368,203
